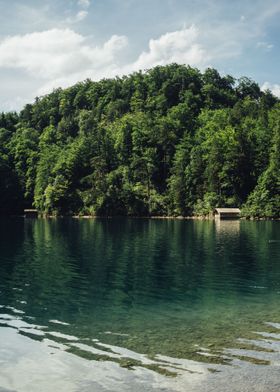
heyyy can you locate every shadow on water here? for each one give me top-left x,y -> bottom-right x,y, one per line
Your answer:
0,218 -> 280,384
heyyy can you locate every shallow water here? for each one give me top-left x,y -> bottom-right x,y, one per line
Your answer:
0,218 -> 279,391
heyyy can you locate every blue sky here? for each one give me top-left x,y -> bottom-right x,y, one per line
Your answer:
0,0 -> 279,111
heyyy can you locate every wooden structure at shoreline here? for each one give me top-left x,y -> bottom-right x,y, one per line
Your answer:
214,208 -> 241,220
24,209 -> 38,218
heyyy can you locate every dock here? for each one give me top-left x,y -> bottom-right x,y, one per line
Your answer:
24,209 -> 38,218
214,208 -> 241,220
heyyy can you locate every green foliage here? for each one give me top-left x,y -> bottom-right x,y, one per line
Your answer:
193,192 -> 220,216
0,64 -> 279,217
242,105 -> 280,218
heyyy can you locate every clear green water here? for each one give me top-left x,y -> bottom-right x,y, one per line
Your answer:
0,218 -> 279,391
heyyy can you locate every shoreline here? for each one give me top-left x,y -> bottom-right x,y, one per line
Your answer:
17,214 -> 280,221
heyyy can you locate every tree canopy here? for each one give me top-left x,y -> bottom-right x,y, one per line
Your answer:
0,64 -> 279,218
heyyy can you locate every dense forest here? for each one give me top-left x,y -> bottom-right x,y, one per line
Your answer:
0,64 -> 279,218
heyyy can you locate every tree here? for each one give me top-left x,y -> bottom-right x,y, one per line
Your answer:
0,64 -> 278,217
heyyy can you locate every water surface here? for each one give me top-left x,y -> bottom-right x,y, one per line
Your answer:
0,219 -> 279,391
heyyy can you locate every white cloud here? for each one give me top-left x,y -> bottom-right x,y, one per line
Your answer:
0,26 -> 208,99
261,82 -> 280,97
0,96 -> 32,112
256,41 -> 274,51
78,0 -> 90,8
0,29 -> 128,83
76,10 -> 88,22
64,0 -> 91,24
66,10 -> 88,23
39,26 -> 209,95
130,26 -> 207,71
0,0 -> 278,113
0,23 -> 277,111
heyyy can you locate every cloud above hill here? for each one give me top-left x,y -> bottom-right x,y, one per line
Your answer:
0,26 -> 210,97
130,26 -> 206,71
0,29 -> 127,81
0,0 -> 279,112
262,82 -> 280,97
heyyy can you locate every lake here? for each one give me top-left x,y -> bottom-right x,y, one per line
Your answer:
0,218 -> 279,392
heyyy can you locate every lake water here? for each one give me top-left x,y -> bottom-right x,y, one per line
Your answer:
0,218 -> 279,392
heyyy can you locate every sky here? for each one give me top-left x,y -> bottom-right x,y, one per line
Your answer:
0,0 -> 279,112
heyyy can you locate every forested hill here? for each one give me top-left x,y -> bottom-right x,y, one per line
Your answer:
0,64 -> 279,218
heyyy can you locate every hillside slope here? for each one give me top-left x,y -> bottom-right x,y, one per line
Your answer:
0,64 -> 279,217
